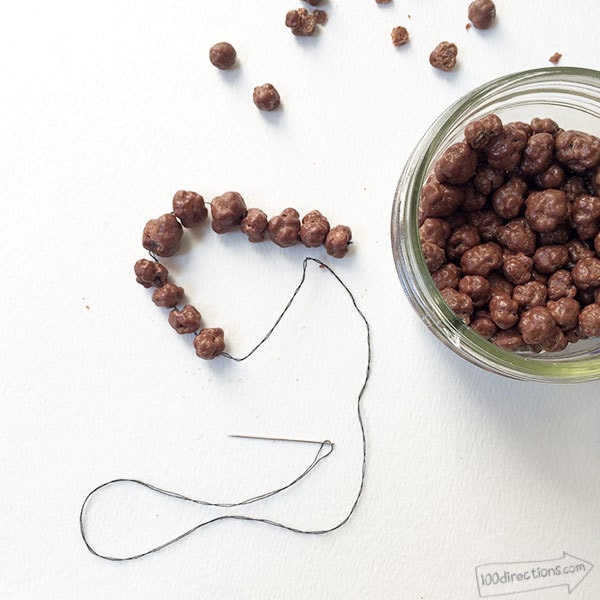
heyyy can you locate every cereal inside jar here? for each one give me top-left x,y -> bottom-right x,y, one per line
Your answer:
419,113 -> 600,353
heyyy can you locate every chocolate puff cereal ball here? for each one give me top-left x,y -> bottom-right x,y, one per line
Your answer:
209,42 -> 237,70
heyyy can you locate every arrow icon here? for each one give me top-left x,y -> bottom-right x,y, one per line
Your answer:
476,552 -> 593,597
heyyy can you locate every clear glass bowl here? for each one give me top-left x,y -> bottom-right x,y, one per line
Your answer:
391,67 -> 600,383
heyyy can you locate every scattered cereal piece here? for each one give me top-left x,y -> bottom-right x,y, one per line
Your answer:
468,0 -> 496,30
209,42 -> 237,70
253,83 -> 281,111
549,52 -> 562,65
429,41 -> 458,72
286,8 -> 317,35
391,26 -> 409,47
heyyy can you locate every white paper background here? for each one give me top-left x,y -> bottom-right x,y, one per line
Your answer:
2,1 -> 600,598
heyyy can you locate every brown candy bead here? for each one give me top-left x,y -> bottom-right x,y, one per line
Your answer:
571,195 -> 600,240
434,142 -> 478,185
577,287 -> 597,307
518,306 -> 558,345
429,41 -> 458,72
562,176 -> 588,202
524,189 -> 569,234
431,263 -> 461,290
497,218 -> 537,256
534,164 -> 565,190
520,133 -> 555,175
579,304 -> 600,337
571,257 -> 600,290
286,8 -> 317,36
468,0 -> 496,29
565,324 -> 588,343
299,210 -> 330,247
253,83 -> 281,111
537,223 -> 570,246
172,190 -> 208,228
532,244 -> 569,274
531,117 -> 560,136
595,287 -> 600,304
489,294 -> 519,330
540,328 -> 569,352
391,26 -> 410,47
488,272 -> 514,298
466,210 -> 503,242
419,218 -> 451,248
484,123 -> 528,172
595,232 -> 600,256
134,259 -> 168,288
492,176 -> 527,220
313,8 -> 327,23
547,270 -> 577,300
461,184 -> 487,212
211,192 -> 247,234
530,270 -> 549,285
473,163 -> 505,195
510,121 -> 533,139
168,305 -> 202,334
513,280 -> 547,310
492,328 -> 527,351
547,297 -> 580,331
566,239 -> 595,266
325,225 -> 352,258
460,242 -> 503,277
440,287 -> 473,324
152,283 -> 184,308
470,310 -> 498,339
445,211 -> 468,230
240,208 -> 268,243
420,175 -> 465,219
459,275 -> 491,307
502,253 -> 533,285
465,114 -> 503,151
268,208 -> 301,248
555,130 -> 600,173
209,42 -> 237,70
193,328 -> 225,360
142,213 -> 184,257
446,224 -> 480,261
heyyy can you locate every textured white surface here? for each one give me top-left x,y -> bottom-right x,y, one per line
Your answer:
2,1 -> 600,598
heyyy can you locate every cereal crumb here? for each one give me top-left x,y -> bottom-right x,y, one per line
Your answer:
429,42 -> 458,72
465,22 -> 472,30
549,52 -> 562,65
314,9 -> 327,25
391,26 -> 409,47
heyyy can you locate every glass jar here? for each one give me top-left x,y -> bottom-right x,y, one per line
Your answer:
391,67 -> 600,383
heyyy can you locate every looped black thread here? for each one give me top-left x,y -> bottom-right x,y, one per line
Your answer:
80,257 -> 371,561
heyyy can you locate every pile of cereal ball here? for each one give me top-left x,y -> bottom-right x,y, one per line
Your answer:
418,114 -> 600,352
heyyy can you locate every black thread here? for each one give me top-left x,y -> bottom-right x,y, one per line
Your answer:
80,257 -> 371,561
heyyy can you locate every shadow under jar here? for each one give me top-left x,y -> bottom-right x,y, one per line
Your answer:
392,67 -> 600,383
